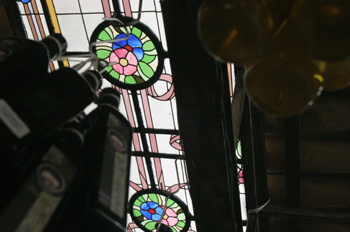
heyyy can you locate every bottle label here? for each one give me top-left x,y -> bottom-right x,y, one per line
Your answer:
0,99 -> 30,138
98,113 -> 130,219
0,146 -> 77,232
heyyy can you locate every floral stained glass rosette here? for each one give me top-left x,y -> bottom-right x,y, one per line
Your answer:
90,19 -> 165,90
129,190 -> 191,232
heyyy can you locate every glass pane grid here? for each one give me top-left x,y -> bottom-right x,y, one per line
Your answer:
14,0 -> 238,231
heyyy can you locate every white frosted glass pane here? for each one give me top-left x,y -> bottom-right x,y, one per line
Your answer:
80,0 -> 104,12
17,2 -> 25,14
129,156 -> 142,185
109,0 -> 114,12
190,221 -> 198,232
154,0 -> 161,12
163,58 -> 172,75
156,158 -> 178,187
153,79 -> 168,96
40,15 -> 50,36
101,78 -> 113,89
21,15 -> 34,40
132,12 -> 160,40
82,14 -> 104,39
148,96 -> 175,129
231,63 -> 236,93
132,0 -> 155,11
53,0 -> 80,13
240,193 -> 247,220
239,183 -> 245,194
83,102 -> 97,114
156,12 -> 168,51
170,98 -> 179,130
57,15 -> 89,51
153,134 -> 179,154
120,90 -> 138,127
117,0 -> 125,13
34,0 -> 44,13
117,90 -> 128,121
52,60 -> 59,69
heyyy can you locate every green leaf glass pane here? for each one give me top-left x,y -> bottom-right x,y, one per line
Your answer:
141,219 -> 153,226
144,49 -> 158,56
96,49 -> 111,59
177,213 -> 186,221
143,40 -> 155,51
133,209 -> 142,217
139,61 -> 154,78
105,27 -> 114,40
132,27 -> 142,38
109,69 -> 120,80
138,195 -> 146,203
176,221 -> 186,228
171,227 -> 177,232
166,199 -> 175,207
144,221 -> 157,230
142,54 -> 156,64
169,202 -> 178,208
134,199 -> 143,207
125,75 -> 137,84
148,193 -> 159,204
98,30 -> 112,41
106,66 -> 113,72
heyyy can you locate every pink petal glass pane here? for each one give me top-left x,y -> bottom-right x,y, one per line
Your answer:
166,208 -> 177,217
126,51 -> 138,66
124,64 -> 137,75
113,63 -> 124,74
115,48 -> 128,58
109,51 -> 120,63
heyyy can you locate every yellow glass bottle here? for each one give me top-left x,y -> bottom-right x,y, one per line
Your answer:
291,0 -> 350,61
319,59 -> 350,91
263,0 -> 293,32
197,0 -> 274,64
244,22 -> 323,117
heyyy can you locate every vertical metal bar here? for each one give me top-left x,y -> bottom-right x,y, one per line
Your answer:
111,0 -> 122,17
249,102 -> 271,232
241,96 -> 258,212
217,62 -> 243,232
131,90 -> 156,189
285,116 -> 301,232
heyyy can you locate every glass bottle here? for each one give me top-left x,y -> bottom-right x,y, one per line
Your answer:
0,33 -> 67,82
58,88 -> 132,232
0,119 -> 86,232
291,0 -> 350,61
0,67 -> 101,158
319,59 -> 350,91
197,0 -> 274,64
244,22 -> 323,117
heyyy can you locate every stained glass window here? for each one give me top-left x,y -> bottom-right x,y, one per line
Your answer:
90,19 -> 165,89
14,1 -> 240,231
129,189 -> 191,232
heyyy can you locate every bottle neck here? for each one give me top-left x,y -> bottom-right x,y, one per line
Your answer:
61,128 -> 84,148
40,34 -> 67,61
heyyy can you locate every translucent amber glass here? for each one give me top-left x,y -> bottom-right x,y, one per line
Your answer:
319,59 -> 350,91
263,0 -> 293,32
244,23 -> 323,117
197,0 -> 274,64
291,0 -> 350,61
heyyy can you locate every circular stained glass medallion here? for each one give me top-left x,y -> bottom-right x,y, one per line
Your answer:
129,189 -> 191,232
90,18 -> 165,90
